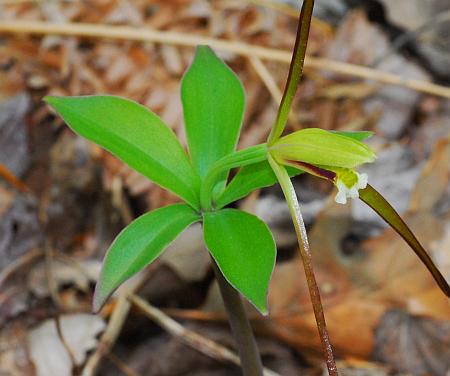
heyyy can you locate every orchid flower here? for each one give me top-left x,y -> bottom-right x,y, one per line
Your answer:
269,128 -> 375,204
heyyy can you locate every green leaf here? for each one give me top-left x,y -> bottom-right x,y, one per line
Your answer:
270,128 -> 376,169
45,95 -> 201,209
93,204 -> 201,311
215,161 -> 303,208
181,46 -> 245,180
359,184 -> 450,297
203,209 -> 276,314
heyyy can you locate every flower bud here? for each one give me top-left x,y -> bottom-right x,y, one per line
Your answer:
269,128 -> 375,169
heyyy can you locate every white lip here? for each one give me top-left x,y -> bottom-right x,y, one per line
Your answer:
334,172 -> 368,205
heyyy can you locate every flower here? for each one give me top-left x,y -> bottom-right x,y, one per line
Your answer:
333,168 -> 368,204
268,128 -> 376,204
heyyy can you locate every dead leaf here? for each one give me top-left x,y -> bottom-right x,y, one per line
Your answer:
409,138 -> 450,213
28,314 -> 105,376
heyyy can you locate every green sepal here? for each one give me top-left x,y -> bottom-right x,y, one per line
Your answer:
269,128 -> 376,169
331,130 -> 374,141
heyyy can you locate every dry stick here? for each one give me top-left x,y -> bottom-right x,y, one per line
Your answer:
248,56 -> 299,130
249,56 -> 283,104
1,21 -> 450,98
128,294 -> 281,376
81,295 -> 132,376
55,316 -> 78,370
0,0 -> 43,3
246,0 -> 335,36
0,162 -> 29,192
163,307 -> 300,322
44,240 -> 63,307
104,352 -> 139,376
246,0 -> 300,18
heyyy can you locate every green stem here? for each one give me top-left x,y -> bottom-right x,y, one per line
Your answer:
268,155 -> 338,376
211,258 -> 263,376
267,0 -> 314,145
200,144 -> 268,211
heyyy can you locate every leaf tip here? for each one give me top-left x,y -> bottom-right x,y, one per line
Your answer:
43,95 -> 65,110
249,293 -> 270,316
195,44 -> 212,53
43,95 -> 56,105
257,304 -> 269,316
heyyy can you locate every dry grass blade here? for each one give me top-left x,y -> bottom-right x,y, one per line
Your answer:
246,0 -> 300,18
1,21 -> 450,98
249,56 -> 299,130
249,56 -> 282,104
128,294 -> 281,376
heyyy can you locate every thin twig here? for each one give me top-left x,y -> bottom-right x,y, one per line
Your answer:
0,21 -> 449,98
128,294 -> 281,376
104,352 -> 140,376
44,240 -> 62,307
0,0 -> 43,3
249,56 -> 283,104
163,307 -> 301,322
245,0 -> 335,34
0,163 -> 29,192
246,0 -> 299,18
55,316 -> 78,369
81,295 -> 131,376
248,56 -> 299,129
